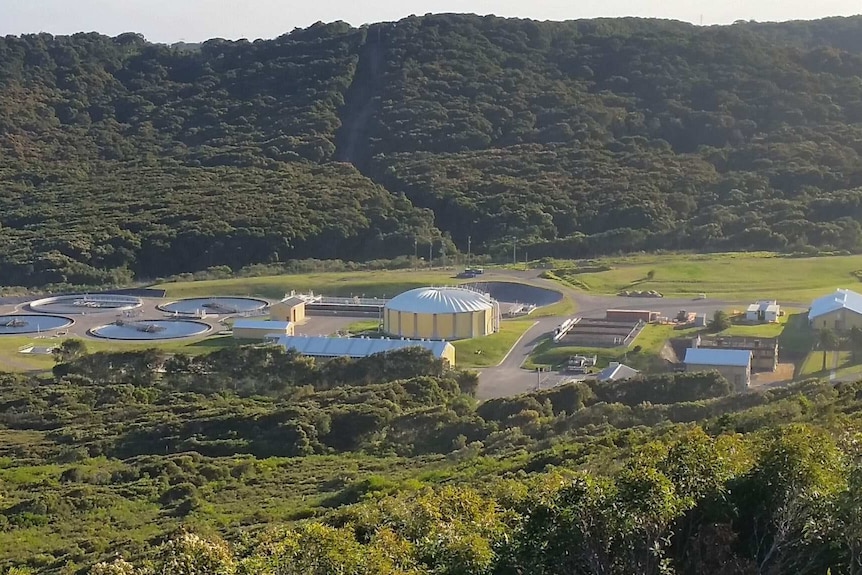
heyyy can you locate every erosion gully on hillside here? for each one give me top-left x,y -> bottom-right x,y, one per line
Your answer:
334,25 -> 386,169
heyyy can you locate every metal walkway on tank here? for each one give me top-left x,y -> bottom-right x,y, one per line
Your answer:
304,295 -> 390,317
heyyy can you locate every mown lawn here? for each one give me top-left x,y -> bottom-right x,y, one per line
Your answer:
550,252 -> 862,302
155,270 -> 460,300
716,309 -> 799,339
528,294 -> 575,318
453,320 -> 537,368
799,350 -> 847,377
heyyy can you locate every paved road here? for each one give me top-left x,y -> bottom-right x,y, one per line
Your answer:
476,269 -> 743,399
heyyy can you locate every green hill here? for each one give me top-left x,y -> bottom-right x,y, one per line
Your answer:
6,16 -> 862,286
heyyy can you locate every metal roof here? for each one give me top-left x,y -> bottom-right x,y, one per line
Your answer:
385,287 -> 495,314
276,297 -> 306,307
595,363 -> 639,382
809,289 -> 862,319
233,319 -> 293,330
275,335 -> 452,358
684,348 -> 752,367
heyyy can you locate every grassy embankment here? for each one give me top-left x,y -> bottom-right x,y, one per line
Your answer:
549,252 -> 862,302
156,270 -> 459,300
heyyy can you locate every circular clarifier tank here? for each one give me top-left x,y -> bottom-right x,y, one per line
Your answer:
462,281 -> 562,307
0,314 -> 73,335
159,297 -> 269,315
90,319 -> 211,341
29,294 -> 143,315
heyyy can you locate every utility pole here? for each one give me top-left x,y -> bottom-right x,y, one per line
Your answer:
512,238 -> 516,266
441,242 -> 447,269
467,236 -> 471,268
429,240 -> 433,267
414,237 -> 418,261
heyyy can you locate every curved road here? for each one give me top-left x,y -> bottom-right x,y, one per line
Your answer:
475,270 -> 745,399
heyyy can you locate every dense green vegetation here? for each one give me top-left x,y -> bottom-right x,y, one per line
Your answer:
4,342 -> 862,573
8,16 -> 862,286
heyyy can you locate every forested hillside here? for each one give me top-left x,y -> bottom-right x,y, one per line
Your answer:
6,16 -> 862,285
2,345 -> 862,573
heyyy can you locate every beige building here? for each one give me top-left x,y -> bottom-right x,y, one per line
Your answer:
270,296 -> 306,324
383,287 -> 500,340
232,319 -> 294,340
809,289 -> 862,331
684,347 -> 752,392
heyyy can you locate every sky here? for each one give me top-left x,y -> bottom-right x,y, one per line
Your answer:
2,0 -> 861,43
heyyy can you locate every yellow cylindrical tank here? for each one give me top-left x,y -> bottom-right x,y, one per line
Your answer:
383,287 -> 499,341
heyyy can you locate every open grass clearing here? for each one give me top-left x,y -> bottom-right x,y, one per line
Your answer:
452,320 -> 536,368
344,320 -> 382,335
0,334 -> 237,373
550,252 -> 862,302
800,350 -> 848,377
528,293 -> 575,319
155,270 -> 461,300
715,309 -> 798,339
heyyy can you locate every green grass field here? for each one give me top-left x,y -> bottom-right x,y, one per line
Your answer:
715,309 -> 799,339
453,320 -> 537,368
0,334 -> 237,372
156,270 -> 461,300
551,252 -> 862,302
528,294 -> 575,318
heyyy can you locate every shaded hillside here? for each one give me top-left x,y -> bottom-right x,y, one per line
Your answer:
5,15 -> 862,285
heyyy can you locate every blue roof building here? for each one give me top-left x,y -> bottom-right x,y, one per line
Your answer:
684,347 -> 752,391
273,335 -> 455,366
809,289 -> 862,331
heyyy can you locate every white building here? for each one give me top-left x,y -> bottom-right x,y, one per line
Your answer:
745,300 -> 780,323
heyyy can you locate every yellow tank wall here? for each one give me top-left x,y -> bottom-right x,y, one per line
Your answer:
413,313 -> 434,339
434,314 -> 453,339
385,307 -> 497,340
394,310 -> 417,338
454,312 -> 473,339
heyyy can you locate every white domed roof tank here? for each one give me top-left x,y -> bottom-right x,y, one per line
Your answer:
383,286 -> 500,340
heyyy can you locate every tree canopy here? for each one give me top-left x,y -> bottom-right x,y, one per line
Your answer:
5,15 -> 862,284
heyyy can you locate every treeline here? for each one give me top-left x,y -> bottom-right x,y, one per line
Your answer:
7,15 -> 862,282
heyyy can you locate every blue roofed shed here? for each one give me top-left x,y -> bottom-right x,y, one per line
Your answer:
684,347 -> 751,392
232,319 -> 294,340
274,335 -> 455,366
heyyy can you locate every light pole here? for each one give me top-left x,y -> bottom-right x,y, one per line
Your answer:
467,235 -> 471,268
429,240 -> 433,267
